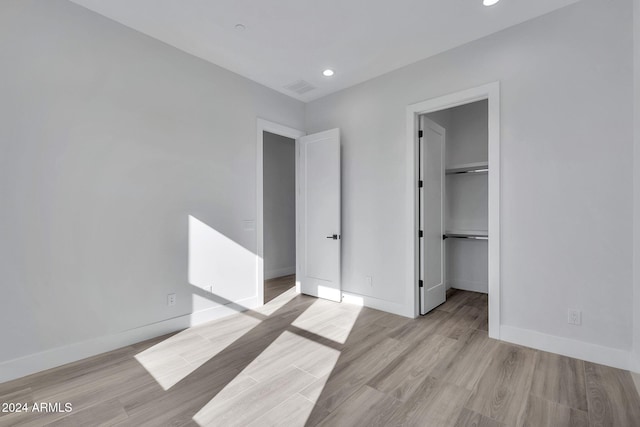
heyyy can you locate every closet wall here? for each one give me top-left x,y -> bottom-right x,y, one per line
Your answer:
427,100 -> 488,293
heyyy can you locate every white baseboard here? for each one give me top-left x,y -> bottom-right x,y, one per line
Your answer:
0,296 -> 258,384
342,291 -> 412,318
264,267 -> 295,280
500,325 -> 631,371
447,279 -> 488,294
5,298 -> 634,385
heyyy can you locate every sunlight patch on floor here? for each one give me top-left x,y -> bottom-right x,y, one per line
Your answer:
193,297 -> 362,426
134,283 -> 295,391
134,314 -> 260,390
254,286 -> 298,316
291,298 -> 362,344
192,331 -> 340,427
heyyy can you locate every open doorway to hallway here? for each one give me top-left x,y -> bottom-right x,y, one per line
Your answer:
263,131 -> 296,303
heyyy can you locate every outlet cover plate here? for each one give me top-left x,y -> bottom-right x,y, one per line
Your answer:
167,293 -> 177,307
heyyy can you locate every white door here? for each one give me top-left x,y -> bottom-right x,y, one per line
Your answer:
420,116 -> 446,314
298,129 -> 341,302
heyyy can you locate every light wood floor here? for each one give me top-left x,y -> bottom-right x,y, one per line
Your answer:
264,274 -> 295,304
1,289 -> 639,426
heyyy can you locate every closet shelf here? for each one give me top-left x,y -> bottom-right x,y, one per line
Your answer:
444,230 -> 488,240
445,162 -> 488,175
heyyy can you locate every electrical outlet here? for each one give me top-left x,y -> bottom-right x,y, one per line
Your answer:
167,293 -> 177,307
365,276 -> 373,288
568,309 -> 581,325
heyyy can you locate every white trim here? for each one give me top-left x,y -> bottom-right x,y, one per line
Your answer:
342,291 -> 412,317
406,82 -> 501,340
264,266 -> 296,280
0,296 -> 258,384
500,325 -> 631,371
256,119 -> 306,306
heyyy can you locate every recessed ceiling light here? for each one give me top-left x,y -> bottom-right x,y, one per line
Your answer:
234,23 -> 246,31
322,69 -> 335,77
483,0 -> 500,6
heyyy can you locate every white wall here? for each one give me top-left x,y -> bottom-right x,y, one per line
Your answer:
447,174 -> 488,233
424,109 -> 452,131
633,0 -> 640,373
446,239 -> 488,293
263,132 -> 296,279
306,0 -> 634,358
0,0 -> 304,379
446,101 -> 488,168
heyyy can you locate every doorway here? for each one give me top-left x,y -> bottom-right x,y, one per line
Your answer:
256,119 -> 342,306
256,120 -> 304,305
262,131 -> 297,303
406,83 -> 501,339
420,100 -> 489,314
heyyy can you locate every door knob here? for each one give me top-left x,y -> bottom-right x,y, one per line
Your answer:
326,234 -> 340,240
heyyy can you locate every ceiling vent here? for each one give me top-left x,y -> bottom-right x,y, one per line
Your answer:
283,80 -> 316,95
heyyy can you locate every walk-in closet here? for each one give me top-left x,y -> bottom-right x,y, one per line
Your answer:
419,99 -> 488,315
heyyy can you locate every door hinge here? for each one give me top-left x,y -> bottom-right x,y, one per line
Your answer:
418,130 -> 423,138
419,230 -> 423,238
418,180 -> 423,188
419,280 -> 424,288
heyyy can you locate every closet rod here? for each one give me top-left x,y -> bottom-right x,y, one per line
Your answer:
445,169 -> 489,175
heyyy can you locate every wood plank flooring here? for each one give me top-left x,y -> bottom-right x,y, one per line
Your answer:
1,288 -> 639,426
264,274 -> 296,304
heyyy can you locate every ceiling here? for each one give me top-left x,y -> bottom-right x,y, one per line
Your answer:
69,0 -> 580,102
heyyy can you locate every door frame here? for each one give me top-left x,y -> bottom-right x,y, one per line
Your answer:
405,82 -> 501,339
256,118 -> 306,306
